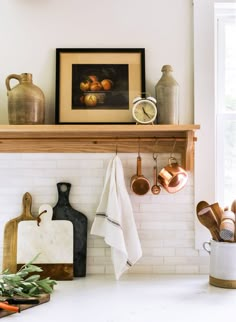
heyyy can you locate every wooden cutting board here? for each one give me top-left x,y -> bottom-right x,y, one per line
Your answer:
0,294 -> 50,318
17,204 -> 74,280
2,192 -> 35,273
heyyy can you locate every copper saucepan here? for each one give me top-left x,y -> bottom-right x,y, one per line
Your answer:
157,157 -> 188,193
130,155 -> 150,195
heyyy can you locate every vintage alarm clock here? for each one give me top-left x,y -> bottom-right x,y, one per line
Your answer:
132,96 -> 157,124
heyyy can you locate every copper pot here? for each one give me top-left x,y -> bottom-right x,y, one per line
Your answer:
157,157 -> 188,193
130,155 -> 150,195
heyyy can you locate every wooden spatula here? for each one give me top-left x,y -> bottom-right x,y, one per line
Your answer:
2,192 -> 34,273
196,201 -> 221,241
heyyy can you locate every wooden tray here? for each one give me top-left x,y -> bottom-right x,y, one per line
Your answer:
0,293 -> 50,318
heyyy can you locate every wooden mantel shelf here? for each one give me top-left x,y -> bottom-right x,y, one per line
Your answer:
0,124 -> 200,171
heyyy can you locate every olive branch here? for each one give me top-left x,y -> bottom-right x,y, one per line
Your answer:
0,254 -> 57,297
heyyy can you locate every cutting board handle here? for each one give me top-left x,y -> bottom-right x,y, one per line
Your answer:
3,192 -> 35,273
21,192 -> 34,220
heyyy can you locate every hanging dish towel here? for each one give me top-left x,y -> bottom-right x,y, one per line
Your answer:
90,155 -> 142,280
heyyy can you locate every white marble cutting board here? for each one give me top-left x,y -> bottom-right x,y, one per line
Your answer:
17,204 -> 73,264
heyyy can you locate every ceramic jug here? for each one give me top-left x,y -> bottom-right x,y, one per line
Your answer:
155,65 -> 179,124
6,73 -> 45,124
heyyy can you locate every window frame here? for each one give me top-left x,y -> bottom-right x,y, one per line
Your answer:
193,0 -> 236,248
215,7 -> 236,206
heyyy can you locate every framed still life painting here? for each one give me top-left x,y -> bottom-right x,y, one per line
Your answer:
55,48 -> 145,124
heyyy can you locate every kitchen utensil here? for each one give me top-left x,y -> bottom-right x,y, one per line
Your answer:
196,201 -> 221,241
210,202 -> 223,226
0,294 -> 50,318
3,298 -> 40,305
203,239 -> 236,288
52,182 -> 88,277
158,157 -> 188,193
219,210 -> 235,241
0,302 -> 20,313
230,200 -> 236,241
17,204 -> 74,280
2,192 -> 34,273
151,166 -> 161,195
151,153 -> 161,195
231,199 -> 236,214
130,155 -> 150,195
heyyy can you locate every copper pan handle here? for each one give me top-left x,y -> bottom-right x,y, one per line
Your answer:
137,156 -> 142,176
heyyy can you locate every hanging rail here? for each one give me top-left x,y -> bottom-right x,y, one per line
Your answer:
0,124 -> 199,171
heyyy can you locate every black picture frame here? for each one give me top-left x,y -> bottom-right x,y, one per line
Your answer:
55,48 -> 145,124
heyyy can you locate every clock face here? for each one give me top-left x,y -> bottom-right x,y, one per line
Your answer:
133,100 -> 157,124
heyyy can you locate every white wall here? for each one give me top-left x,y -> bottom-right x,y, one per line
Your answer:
0,153 -> 209,275
0,0 -> 209,275
0,0 -> 193,124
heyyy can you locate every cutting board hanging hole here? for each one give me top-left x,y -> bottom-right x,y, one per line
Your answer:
60,184 -> 68,192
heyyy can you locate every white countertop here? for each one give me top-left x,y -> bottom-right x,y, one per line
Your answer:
3,274 -> 236,321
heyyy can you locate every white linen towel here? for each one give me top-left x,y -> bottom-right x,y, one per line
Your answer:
90,155 -> 142,279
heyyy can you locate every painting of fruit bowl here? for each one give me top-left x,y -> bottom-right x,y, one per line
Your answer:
72,64 -> 129,109
55,48 -> 145,124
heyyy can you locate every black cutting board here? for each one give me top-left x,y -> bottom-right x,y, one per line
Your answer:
52,182 -> 88,277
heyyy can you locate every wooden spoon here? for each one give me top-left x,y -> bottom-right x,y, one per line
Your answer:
231,199 -> 236,214
231,200 -> 236,241
210,202 -> 223,226
196,201 -> 221,241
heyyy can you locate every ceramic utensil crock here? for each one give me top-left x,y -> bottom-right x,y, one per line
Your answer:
203,239 -> 236,288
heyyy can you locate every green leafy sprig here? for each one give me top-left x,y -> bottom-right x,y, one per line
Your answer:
0,254 -> 57,297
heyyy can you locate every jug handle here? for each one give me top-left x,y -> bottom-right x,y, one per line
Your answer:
6,74 -> 21,91
203,241 -> 211,254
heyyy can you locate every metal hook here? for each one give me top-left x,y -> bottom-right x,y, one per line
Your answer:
115,138 -> 118,155
153,138 -> 159,161
170,138 -> 177,157
153,152 -> 158,161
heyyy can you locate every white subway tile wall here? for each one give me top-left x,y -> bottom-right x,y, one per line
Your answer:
0,153 -> 209,275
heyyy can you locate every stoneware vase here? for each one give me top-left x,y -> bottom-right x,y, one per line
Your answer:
155,65 -> 179,124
